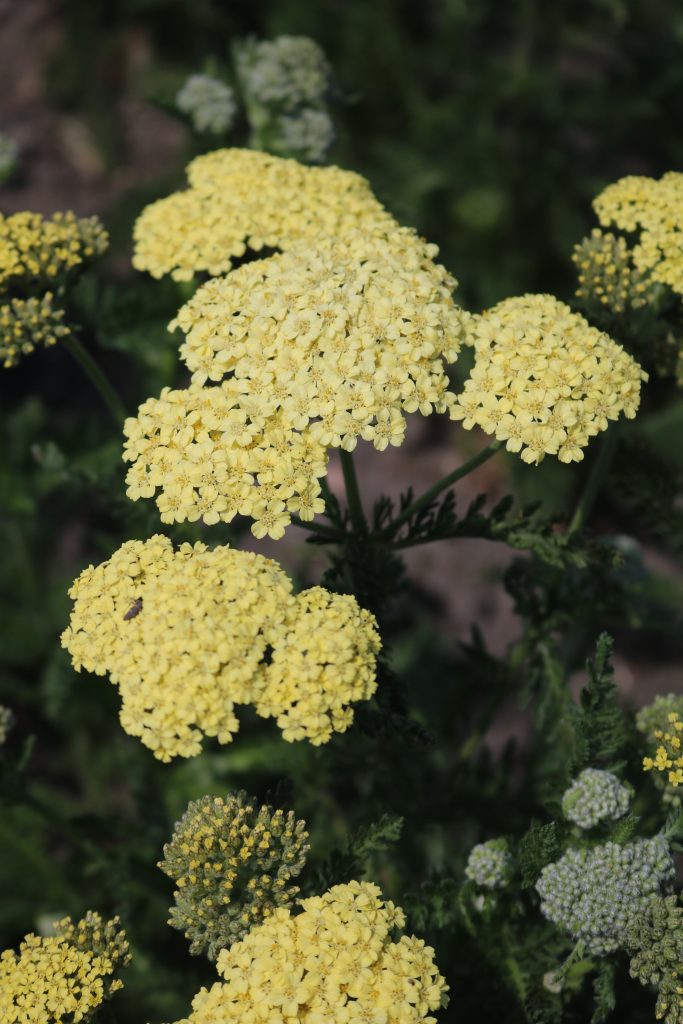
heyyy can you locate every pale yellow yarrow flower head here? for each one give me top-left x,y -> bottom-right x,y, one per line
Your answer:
452,293 -> 647,465
0,912 -> 129,1024
171,880 -> 449,1024
643,711 -> 683,788
572,228 -> 656,315
133,147 -> 394,281
125,223 -> 467,538
593,171 -> 683,295
61,536 -> 380,760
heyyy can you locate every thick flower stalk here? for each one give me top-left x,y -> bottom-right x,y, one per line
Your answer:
126,219 -> 467,536
573,228 -> 656,314
465,838 -> 512,889
0,912 -> 130,1024
593,172 -> 683,295
452,293 -> 646,464
643,711 -> 683,788
0,703 -> 13,745
176,74 -> 237,134
561,768 -> 631,829
61,536 -> 380,760
170,880 -> 449,1024
0,132 -> 19,184
627,895 -> 683,1024
536,836 -> 674,954
159,792 -> 309,959
132,148 -> 393,281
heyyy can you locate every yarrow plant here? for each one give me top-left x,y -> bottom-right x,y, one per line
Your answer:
3,41 -> 683,1023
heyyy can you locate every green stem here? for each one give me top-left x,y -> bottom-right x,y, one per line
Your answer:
340,449 -> 368,535
382,440 -> 502,539
291,516 -> 345,542
63,334 -> 127,424
568,425 -> 619,534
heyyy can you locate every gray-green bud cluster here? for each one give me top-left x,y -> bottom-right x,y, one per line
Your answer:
159,792 -> 309,960
176,74 -> 237,135
536,836 -> 674,955
561,768 -> 631,829
627,895 -> 683,1024
235,36 -> 331,112
465,838 -> 511,890
0,294 -> 70,369
272,109 -> 335,165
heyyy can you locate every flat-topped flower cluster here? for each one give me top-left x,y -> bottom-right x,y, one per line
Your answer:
453,293 -> 646,464
61,536 -> 380,760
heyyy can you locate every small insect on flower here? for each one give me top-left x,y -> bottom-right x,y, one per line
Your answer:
123,598 -> 142,621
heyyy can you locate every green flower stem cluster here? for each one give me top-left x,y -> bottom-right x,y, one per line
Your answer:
0,703 -> 13,745
561,768 -> 631,829
159,792 -> 309,959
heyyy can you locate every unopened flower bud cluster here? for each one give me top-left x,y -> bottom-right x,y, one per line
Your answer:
176,74 -> 237,134
465,838 -> 511,889
0,210 -> 107,367
561,768 -> 631,829
159,792 -> 309,959
536,836 -> 674,954
627,895 -> 683,1024
573,228 -> 656,314
235,36 -> 334,163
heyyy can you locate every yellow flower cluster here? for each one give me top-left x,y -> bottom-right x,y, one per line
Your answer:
573,228 -> 656,314
160,793 -> 309,958
133,148 -> 394,281
593,172 -> 683,295
643,712 -> 683,788
125,222 -> 466,536
171,880 -> 449,1024
452,294 -> 646,464
0,912 -> 129,1024
0,210 -> 108,288
0,293 -> 71,367
61,536 -> 380,760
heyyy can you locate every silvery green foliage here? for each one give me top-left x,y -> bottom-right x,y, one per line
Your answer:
561,768 -> 631,829
272,109 -> 335,165
536,837 -> 675,955
176,74 -> 237,134
0,134 -> 19,184
465,837 -> 511,889
235,36 -> 331,112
